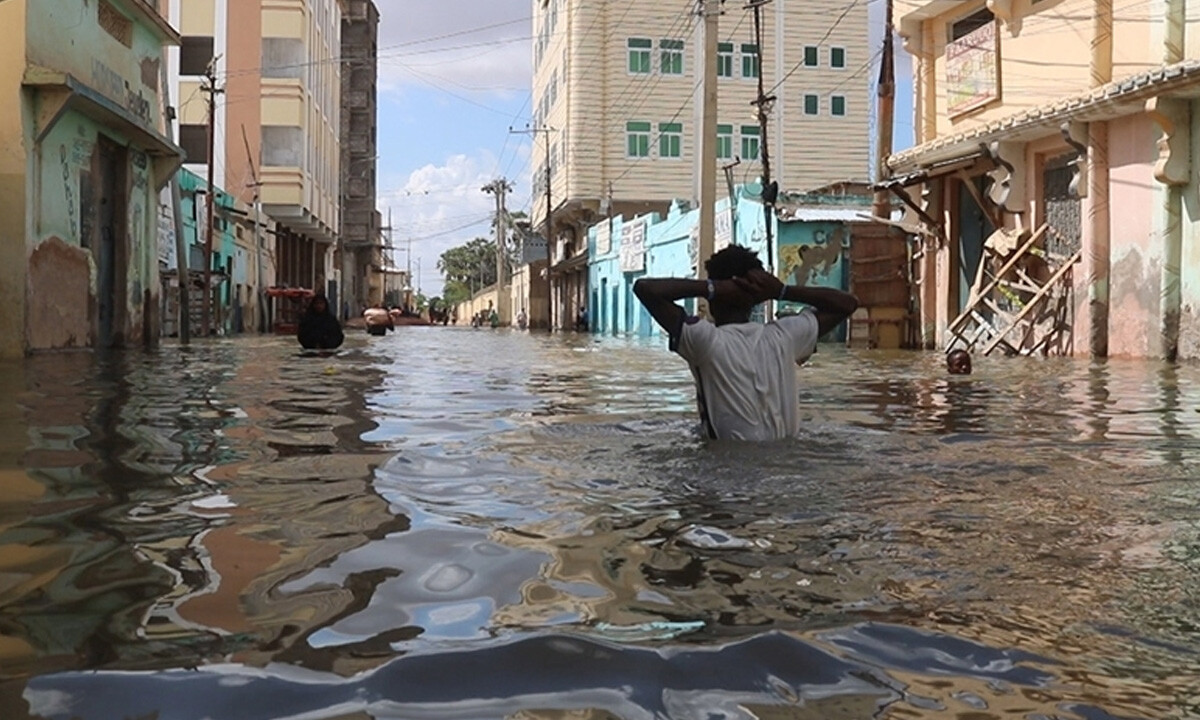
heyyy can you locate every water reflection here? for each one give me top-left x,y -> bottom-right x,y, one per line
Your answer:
1,330 -> 1199,718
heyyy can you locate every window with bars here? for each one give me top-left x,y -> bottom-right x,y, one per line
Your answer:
627,121 -> 651,157
180,36 -> 214,76
717,43 -> 733,77
950,7 -> 994,41
179,124 -> 208,163
628,38 -> 652,74
660,39 -> 684,75
717,125 -> 733,160
740,125 -> 760,160
741,44 -> 759,78
659,122 -> 682,158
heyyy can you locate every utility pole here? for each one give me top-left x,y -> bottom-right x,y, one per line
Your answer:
747,0 -> 777,275
241,124 -> 265,333
381,208 -> 393,305
873,0 -> 896,219
160,53 -> 190,345
696,0 -> 722,318
200,57 -> 223,338
511,125 -> 556,330
722,158 -> 742,249
406,236 -> 413,310
483,178 -> 514,324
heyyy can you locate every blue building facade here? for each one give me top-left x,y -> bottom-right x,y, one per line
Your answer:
588,186 -> 870,339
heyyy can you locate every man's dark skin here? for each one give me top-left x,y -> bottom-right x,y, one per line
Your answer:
634,269 -> 859,338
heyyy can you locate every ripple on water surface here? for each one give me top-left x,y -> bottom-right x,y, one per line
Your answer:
1,331 -> 1199,719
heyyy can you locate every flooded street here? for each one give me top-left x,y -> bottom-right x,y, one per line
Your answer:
1,328 -> 1199,719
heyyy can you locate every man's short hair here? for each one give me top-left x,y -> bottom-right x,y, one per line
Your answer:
705,245 -> 763,280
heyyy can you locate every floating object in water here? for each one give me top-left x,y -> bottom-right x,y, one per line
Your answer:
324,366 -> 338,375
593,620 -> 705,642
677,525 -> 755,550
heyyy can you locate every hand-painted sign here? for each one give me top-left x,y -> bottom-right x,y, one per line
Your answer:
619,220 -> 645,273
946,21 -> 999,116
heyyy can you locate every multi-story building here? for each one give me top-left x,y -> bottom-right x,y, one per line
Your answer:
0,0 -> 185,357
339,0 -> 382,316
889,0 -> 1200,359
529,0 -> 873,329
163,0 -> 346,321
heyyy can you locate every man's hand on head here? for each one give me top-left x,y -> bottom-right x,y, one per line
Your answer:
712,278 -> 759,307
731,269 -> 785,305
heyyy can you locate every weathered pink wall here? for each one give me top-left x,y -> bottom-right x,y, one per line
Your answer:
1106,113 -> 1159,358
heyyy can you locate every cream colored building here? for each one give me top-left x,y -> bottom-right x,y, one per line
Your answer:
529,0 -> 872,328
164,0 -> 345,305
888,0 -> 1200,359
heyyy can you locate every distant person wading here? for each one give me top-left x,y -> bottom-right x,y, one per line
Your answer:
298,294 -> 345,350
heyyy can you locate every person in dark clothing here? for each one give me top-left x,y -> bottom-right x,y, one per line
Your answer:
298,294 -> 344,350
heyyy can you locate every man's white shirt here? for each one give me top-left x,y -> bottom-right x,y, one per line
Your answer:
674,310 -> 819,441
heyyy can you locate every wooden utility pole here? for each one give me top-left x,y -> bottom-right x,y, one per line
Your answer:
483,178 -> 514,323
200,58 -> 223,337
696,0 -> 722,315
241,124 -> 265,332
873,0 -> 896,218
160,52 -> 190,344
748,0 -> 777,274
511,125 -> 556,330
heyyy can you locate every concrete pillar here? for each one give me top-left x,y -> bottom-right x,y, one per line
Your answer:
1081,121 -> 1111,357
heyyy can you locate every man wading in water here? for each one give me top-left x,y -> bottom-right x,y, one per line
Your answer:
634,245 -> 858,441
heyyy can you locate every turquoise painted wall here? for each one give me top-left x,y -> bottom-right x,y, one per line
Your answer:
177,169 -> 240,331
588,187 -> 861,339
20,0 -> 174,349
27,0 -> 166,135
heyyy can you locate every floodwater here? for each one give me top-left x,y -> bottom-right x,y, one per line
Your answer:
1,328 -> 1199,720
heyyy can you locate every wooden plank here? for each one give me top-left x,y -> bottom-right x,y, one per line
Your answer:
946,224 -> 1048,334
981,249 -> 1082,355
956,169 -> 1005,229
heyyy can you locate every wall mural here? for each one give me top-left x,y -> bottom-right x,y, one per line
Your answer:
778,226 -> 847,288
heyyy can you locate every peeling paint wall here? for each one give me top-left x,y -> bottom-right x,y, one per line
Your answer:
29,112 -> 161,350
1106,114 -> 1160,358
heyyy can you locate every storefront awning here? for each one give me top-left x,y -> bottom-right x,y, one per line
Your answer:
24,66 -> 185,191
888,58 -> 1200,175
549,253 -> 588,276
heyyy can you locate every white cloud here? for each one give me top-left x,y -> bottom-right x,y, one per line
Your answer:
378,149 -> 531,296
376,2 -> 531,97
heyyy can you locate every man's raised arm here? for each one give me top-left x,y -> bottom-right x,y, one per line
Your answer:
632,278 -> 706,337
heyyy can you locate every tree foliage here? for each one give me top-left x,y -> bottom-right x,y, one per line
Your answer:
438,237 -> 497,290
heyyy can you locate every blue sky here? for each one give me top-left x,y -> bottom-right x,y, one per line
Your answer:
376,1 -> 913,296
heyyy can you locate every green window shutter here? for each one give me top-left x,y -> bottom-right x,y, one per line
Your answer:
628,38 -> 651,73
831,47 -> 846,68
831,95 -> 846,116
804,46 -> 818,66
741,44 -> 759,78
804,94 -> 819,115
